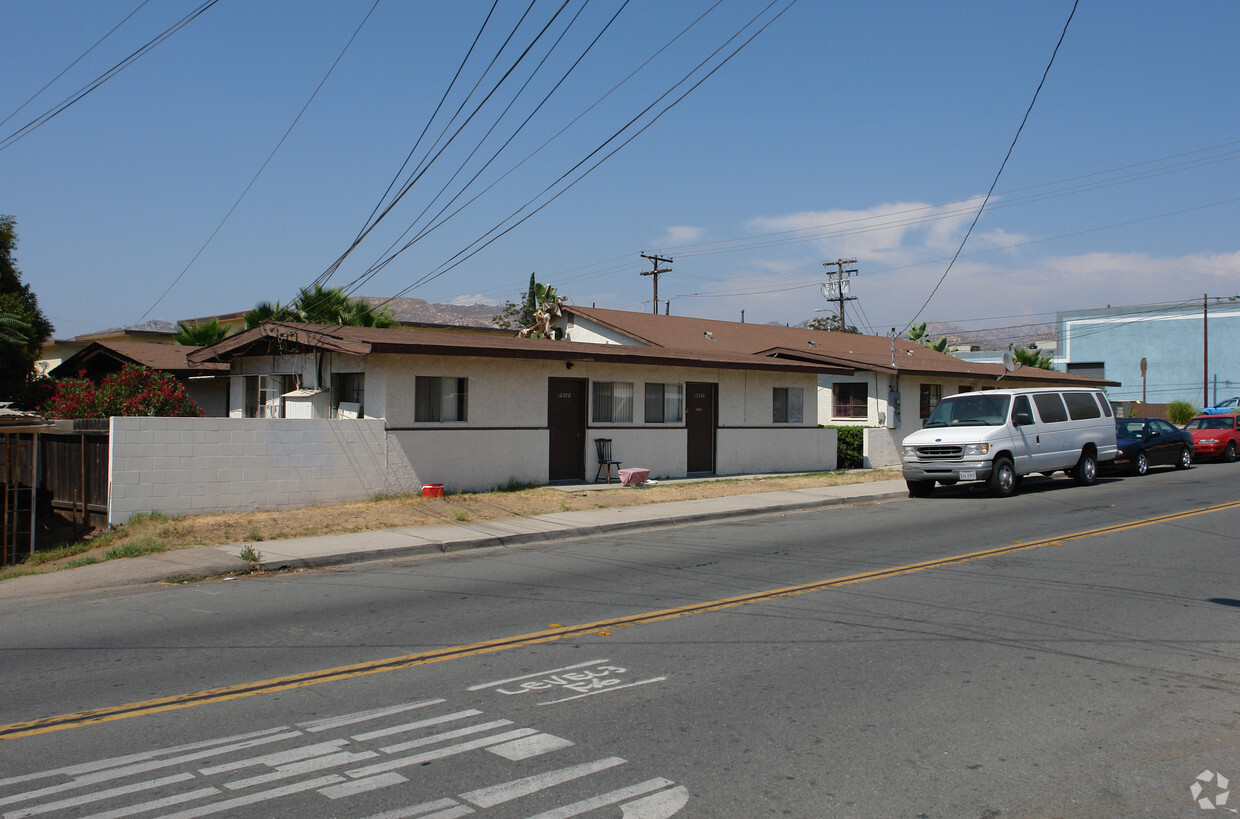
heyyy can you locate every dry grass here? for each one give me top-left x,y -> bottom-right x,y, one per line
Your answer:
1,469 -> 899,580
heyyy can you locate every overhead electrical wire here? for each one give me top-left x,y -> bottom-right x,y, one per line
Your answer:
132,0 -> 383,324
369,0 -> 799,311
903,0 -> 1079,332
0,0 -> 151,131
0,0 -> 221,152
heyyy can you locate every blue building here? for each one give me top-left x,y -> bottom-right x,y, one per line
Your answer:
1058,300 -> 1240,406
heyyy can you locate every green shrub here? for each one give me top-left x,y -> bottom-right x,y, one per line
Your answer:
1167,400 -> 1199,426
823,425 -> 867,469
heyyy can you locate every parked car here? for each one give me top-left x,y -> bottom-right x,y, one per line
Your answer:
1199,397 -> 1240,415
1184,414 -> 1240,462
1113,417 -> 1194,475
901,387 -> 1117,497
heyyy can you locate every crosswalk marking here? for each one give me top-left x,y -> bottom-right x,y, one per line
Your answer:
1,695 -> 688,817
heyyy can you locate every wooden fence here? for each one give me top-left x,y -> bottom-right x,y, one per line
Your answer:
0,420 -> 109,565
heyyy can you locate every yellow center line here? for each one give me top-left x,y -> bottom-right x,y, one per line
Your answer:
3,499 -> 1236,741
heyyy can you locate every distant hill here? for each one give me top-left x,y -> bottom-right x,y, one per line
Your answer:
360,296 -> 501,327
792,317 -> 1055,350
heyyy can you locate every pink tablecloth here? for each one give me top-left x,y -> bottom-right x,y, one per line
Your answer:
618,467 -> 650,486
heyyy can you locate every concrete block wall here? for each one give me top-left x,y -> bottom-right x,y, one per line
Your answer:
108,417 -> 389,525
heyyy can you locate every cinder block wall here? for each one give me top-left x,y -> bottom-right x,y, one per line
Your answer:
107,418 -> 390,525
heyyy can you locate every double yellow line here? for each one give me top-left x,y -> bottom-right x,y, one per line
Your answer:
4,499 -> 1237,741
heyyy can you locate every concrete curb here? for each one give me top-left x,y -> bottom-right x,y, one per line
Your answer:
239,485 -> 910,571
1,479 -> 910,602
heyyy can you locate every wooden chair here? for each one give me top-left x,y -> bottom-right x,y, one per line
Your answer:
594,438 -> 622,483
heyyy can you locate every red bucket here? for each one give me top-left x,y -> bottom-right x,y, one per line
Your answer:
421,483 -> 444,499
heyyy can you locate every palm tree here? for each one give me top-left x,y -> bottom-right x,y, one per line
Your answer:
174,318 -> 228,346
1011,346 -> 1054,369
0,310 -> 32,346
244,301 -> 290,328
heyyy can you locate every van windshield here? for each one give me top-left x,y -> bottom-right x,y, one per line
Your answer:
923,394 -> 1012,427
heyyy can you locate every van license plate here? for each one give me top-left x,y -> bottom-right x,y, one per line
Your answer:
959,470 -> 976,480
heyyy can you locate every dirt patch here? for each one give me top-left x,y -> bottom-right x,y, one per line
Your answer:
4,469 -> 900,578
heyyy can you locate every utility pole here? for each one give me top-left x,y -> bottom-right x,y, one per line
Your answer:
640,253 -> 672,316
1204,293 -> 1209,406
820,258 -> 858,329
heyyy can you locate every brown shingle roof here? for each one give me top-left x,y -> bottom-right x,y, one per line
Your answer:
188,322 -> 854,375
51,341 -> 228,379
564,306 -> 1117,386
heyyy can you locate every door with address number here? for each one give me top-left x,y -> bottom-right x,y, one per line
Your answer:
548,377 -> 587,481
686,381 -> 717,474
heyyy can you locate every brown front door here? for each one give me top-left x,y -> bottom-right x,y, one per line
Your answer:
548,377 -> 587,481
685,381 -> 717,474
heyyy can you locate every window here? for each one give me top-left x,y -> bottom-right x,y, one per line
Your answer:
1063,391 -> 1101,420
833,382 -> 868,419
644,383 -> 683,423
242,374 -> 289,418
415,376 -> 468,422
592,381 -> 634,423
333,372 -> 364,418
773,387 -> 803,423
920,384 -> 942,419
1032,392 -> 1068,423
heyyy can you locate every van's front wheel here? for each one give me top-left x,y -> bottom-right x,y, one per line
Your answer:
906,479 -> 935,498
988,457 -> 1016,497
1073,451 -> 1098,485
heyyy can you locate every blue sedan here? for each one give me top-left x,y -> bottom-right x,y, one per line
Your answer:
1200,397 -> 1240,415
1114,417 -> 1194,475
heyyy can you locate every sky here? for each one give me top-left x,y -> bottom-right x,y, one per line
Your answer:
4,0 -> 1240,344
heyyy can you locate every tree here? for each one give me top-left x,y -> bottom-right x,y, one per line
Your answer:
244,287 -> 396,329
0,215 -> 54,403
244,300 -> 289,328
174,318 -> 228,346
493,275 -> 562,336
806,315 -> 858,333
42,364 -> 202,418
1011,346 -> 1054,369
908,321 -> 948,352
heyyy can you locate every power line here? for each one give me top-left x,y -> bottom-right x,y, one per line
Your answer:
132,0 -> 382,325
0,0 -> 221,152
0,0 -> 151,131
904,0 -> 1079,332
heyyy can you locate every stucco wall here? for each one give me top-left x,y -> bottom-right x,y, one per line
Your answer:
718,427 -> 837,474
1059,303 -> 1240,404
107,417 -> 388,525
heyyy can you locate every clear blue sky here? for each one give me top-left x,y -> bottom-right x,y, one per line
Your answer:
4,0 -> 1239,342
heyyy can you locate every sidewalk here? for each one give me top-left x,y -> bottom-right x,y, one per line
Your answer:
0,478 -> 909,604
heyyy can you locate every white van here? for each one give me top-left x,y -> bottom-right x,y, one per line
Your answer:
901,387 -> 1117,497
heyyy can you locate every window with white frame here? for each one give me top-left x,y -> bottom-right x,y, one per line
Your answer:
772,386 -> 803,423
333,372 -> 364,418
833,382 -> 868,419
592,381 -> 634,423
920,383 -> 942,419
644,383 -> 683,423
415,376 -> 468,422
242,374 -> 291,418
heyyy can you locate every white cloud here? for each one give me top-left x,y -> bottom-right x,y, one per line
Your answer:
446,293 -> 498,306
655,225 -> 706,247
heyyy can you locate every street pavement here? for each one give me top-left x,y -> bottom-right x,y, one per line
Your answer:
0,477 -> 908,604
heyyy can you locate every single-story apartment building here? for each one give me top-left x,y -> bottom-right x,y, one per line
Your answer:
187,321 -> 854,492
554,307 -> 1117,466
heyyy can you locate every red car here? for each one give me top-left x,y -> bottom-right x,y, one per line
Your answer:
1184,414 -> 1240,462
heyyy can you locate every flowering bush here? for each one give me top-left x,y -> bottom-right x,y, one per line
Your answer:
42,365 -> 203,418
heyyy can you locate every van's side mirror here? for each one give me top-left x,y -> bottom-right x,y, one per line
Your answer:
1013,409 -> 1034,426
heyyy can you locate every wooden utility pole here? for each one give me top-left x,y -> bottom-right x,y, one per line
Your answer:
641,253 -> 672,315
1204,293 -> 1209,406
820,258 -> 858,329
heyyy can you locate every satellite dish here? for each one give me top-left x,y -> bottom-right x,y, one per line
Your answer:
1002,351 -> 1018,372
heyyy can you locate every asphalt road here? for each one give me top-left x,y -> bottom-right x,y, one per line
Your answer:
2,462 -> 1238,817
